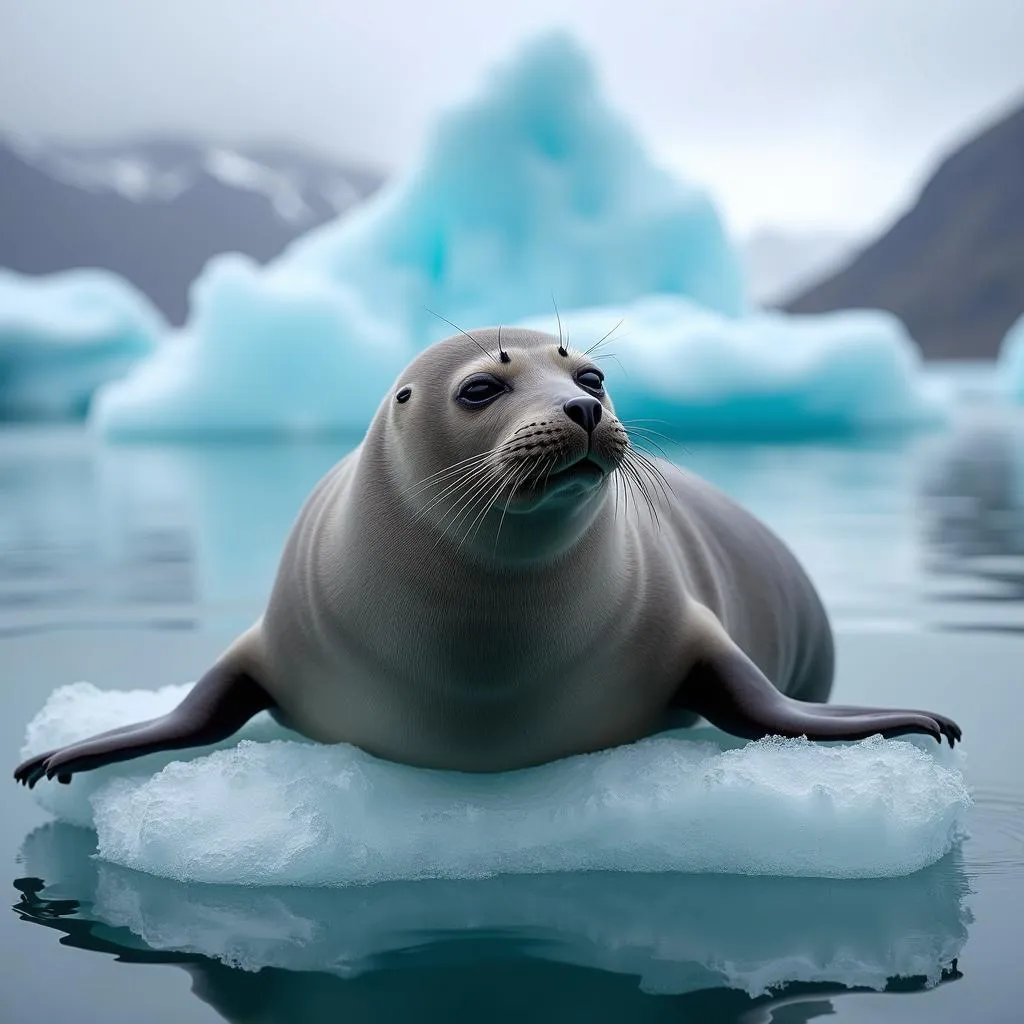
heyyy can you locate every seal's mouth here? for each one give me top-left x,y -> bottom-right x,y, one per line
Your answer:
547,455 -> 606,482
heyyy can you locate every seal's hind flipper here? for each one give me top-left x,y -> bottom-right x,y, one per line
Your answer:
13,661 -> 275,788
676,646 -> 960,748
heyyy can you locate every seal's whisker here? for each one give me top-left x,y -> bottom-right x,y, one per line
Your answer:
431,459 -> 505,531
424,308 -> 499,365
464,463 -> 525,549
404,447 -> 502,496
620,455 -> 660,528
622,429 -> 673,463
583,319 -> 625,357
553,295 -> 569,357
622,424 -> 677,448
468,463 -> 525,551
415,459 -> 502,518
624,451 -> 672,522
627,446 -> 674,503
620,420 -> 692,458
594,353 -> 627,375
435,463 -> 508,541
491,455 -> 548,551
446,457 -> 524,544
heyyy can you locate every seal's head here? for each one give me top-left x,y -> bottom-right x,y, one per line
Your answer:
381,327 -> 632,560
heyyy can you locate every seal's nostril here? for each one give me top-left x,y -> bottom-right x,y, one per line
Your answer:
563,396 -> 602,434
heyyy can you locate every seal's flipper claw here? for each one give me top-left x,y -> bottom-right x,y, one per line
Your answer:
676,647 -> 963,747
12,662 -> 276,786
13,750 -> 56,789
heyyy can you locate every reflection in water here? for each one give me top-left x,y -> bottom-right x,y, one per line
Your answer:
0,433 -> 347,633
920,416 -> 1024,623
13,823 -> 969,1023
2,418 -> 1024,634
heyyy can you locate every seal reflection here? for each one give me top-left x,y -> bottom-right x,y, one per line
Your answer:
12,824 -> 970,1024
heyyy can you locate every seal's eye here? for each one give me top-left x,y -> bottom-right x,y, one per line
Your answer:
575,368 -> 605,395
456,373 -> 509,408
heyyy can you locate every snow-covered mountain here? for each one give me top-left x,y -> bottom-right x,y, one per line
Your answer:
0,136 -> 383,324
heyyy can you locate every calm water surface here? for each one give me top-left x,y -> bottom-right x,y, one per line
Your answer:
1,385 -> 1023,1023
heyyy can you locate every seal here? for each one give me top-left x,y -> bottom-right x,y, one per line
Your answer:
15,327 -> 961,787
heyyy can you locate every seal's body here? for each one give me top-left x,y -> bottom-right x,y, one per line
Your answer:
16,328 -> 959,789
254,452 -> 831,771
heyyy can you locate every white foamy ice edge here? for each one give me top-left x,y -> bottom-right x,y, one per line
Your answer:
23,682 -> 970,885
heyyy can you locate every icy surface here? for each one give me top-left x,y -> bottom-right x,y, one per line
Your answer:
0,269 -> 160,420
23,682 -> 970,884
22,822 -> 970,995
999,314 -> 1024,402
522,298 -> 940,436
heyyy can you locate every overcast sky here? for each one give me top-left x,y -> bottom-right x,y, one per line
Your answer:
2,0 -> 1022,238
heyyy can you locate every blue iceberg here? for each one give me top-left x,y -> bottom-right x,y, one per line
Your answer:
999,314 -> 1024,402
91,33 -> 935,441
521,298 -> 939,437
23,681 -> 969,884
0,269 -> 160,421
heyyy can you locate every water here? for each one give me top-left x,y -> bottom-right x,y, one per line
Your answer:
1,381 -> 1023,1023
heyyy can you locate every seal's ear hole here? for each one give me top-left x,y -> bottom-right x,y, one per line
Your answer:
396,386 -> 412,404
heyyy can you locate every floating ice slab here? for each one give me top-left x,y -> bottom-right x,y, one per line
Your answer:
522,298 -> 941,436
998,314 -> 1024,402
23,682 -> 970,884
0,268 -> 160,420
21,822 -> 970,996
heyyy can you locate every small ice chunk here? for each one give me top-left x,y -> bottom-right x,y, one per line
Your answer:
22,682 -> 970,884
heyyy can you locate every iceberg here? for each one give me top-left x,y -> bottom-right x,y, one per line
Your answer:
23,681 -> 970,885
19,821 -> 970,997
0,268 -> 160,420
92,32 -> 744,441
521,298 -> 938,437
90,32 -> 937,442
998,314 -> 1024,402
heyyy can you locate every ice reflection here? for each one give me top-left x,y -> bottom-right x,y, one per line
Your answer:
1,414 -> 1023,635
14,823 -> 968,1023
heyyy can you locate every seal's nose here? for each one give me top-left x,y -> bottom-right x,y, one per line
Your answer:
563,395 -> 603,435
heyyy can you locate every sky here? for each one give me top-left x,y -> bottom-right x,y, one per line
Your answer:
2,0 -> 1023,239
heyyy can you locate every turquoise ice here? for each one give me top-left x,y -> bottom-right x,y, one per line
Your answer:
0,268 -> 160,420
87,34 -> 938,441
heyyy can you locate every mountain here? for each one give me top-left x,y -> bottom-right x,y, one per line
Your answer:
742,229 -> 855,305
0,136 -> 383,324
783,100 -> 1024,359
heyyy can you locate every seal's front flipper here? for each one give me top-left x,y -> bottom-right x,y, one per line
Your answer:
13,661 -> 275,789
810,703 -> 961,747
676,646 -> 959,747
